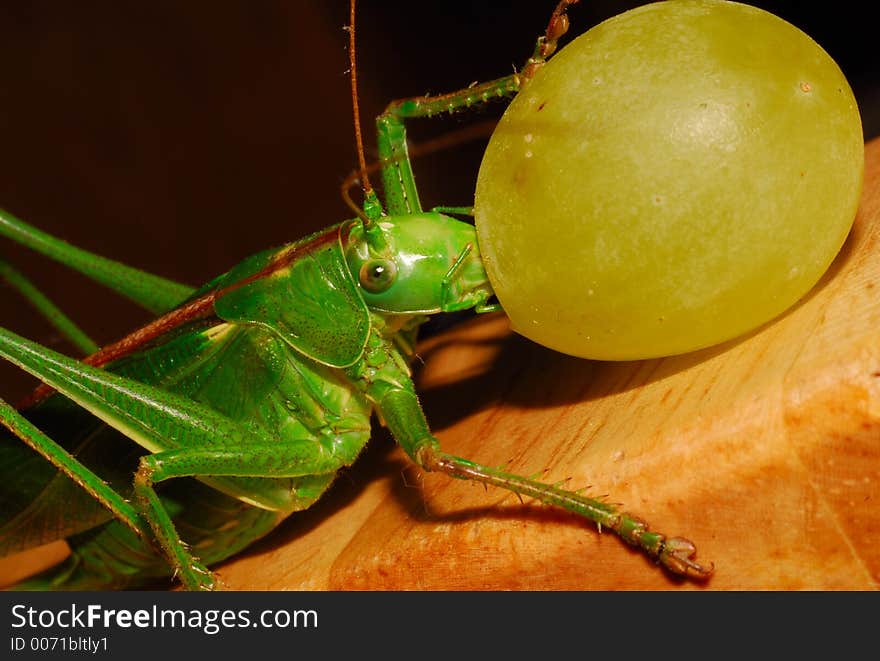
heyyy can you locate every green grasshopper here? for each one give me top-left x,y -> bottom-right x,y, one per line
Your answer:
0,0 -> 711,590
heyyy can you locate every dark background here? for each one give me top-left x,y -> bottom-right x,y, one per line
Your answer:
0,1 -> 877,398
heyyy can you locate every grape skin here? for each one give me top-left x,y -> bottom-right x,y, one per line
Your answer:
475,0 -> 864,360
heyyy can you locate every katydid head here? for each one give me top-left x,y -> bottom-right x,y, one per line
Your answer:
341,0 -> 497,317
343,212 -> 495,315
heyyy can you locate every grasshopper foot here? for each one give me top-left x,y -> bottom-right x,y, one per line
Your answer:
659,537 -> 714,580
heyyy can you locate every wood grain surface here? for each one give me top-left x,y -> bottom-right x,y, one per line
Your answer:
3,138 -> 879,591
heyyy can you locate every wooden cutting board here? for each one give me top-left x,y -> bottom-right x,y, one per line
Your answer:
3,138 -> 879,591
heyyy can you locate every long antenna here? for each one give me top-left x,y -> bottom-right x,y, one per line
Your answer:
348,0 -> 373,199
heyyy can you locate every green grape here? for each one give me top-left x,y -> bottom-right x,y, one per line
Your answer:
474,0 -> 863,360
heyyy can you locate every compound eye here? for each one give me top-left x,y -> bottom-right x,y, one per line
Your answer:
359,258 -> 397,293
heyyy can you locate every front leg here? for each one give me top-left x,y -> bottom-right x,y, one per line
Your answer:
373,0 -> 580,217
368,377 -> 713,580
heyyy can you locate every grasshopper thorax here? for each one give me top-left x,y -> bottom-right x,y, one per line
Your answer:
342,212 -> 495,314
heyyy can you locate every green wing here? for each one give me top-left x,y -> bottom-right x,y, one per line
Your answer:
0,399 -> 139,555
213,224 -> 370,368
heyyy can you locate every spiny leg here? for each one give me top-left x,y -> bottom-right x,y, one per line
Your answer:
131,458 -> 213,591
132,441 -> 360,591
416,449 -> 712,579
373,0 -> 580,216
372,382 -> 713,581
375,76 -> 520,216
